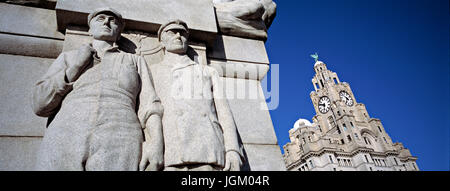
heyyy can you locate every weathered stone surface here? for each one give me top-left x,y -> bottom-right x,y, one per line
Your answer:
0,3 -> 64,39
209,59 -> 269,80
56,0 -> 217,44
62,26 -> 207,67
214,0 -> 277,40
207,35 -> 269,64
0,2 -> 285,171
0,137 -> 42,171
0,33 -> 63,58
0,54 -> 50,137
242,144 -> 286,171
146,20 -> 243,171
3,0 -> 57,9
221,77 -> 278,145
33,10 -> 164,170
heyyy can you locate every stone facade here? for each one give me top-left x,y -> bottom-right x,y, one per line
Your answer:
0,1 -> 285,171
283,61 -> 419,171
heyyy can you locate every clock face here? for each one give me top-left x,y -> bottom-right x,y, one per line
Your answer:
318,96 -> 331,114
339,91 -> 354,106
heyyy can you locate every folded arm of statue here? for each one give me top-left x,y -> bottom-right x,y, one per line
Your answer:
31,44 -> 94,117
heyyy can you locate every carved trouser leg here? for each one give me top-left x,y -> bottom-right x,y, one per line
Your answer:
36,123 -> 143,171
84,125 -> 142,171
35,125 -> 88,171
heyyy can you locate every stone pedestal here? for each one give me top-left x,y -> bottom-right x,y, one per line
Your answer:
0,1 -> 285,171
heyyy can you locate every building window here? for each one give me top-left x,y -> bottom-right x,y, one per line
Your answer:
369,167 -> 373,171
394,158 -> 399,166
337,126 -> 341,134
364,137 -> 372,145
340,139 -> 345,144
333,77 -> 338,84
364,155 -> 369,163
342,123 -> 347,131
350,122 -> 354,128
383,137 -> 388,143
354,133 -> 359,140
308,136 -> 312,142
337,111 -> 341,116
309,160 -> 314,168
378,126 -> 382,133
329,155 -> 334,163
347,135 -> 352,142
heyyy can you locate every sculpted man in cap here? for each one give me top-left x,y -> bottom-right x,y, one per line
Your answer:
145,19 -> 244,171
32,8 -> 164,171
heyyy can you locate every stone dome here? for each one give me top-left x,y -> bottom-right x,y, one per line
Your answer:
314,61 -> 325,67
293,118 -> 312,130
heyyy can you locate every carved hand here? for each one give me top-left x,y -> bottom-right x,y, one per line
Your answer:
139,140 -> 164,171
223,151 -> 242,171
65,43 -> 95,82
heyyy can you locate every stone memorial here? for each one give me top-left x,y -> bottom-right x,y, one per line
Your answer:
0,0 -> 286,171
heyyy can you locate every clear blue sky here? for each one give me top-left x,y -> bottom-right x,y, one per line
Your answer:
264,0 -> 449,171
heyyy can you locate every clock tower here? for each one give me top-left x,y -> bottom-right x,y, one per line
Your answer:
310,60 -> 360,135
282,59 -> 419,171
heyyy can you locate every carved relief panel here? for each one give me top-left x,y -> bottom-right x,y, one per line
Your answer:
63,26 -> 207,66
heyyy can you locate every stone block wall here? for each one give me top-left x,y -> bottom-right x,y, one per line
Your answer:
0,1 -> 285,171
0,3 -> 64,170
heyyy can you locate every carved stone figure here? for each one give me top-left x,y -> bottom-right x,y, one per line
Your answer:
148,19 -> 244,171
213,0 -> 277,39
32,8 -> 163,171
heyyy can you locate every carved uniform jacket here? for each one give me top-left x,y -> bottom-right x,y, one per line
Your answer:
32,46 -> 162,170
150,55 -> 243,168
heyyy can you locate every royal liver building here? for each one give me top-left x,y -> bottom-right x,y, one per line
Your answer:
283,60 -> 419,171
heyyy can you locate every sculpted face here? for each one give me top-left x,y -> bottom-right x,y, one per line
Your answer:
160,25 -> 189,54
89,13 -> 122,42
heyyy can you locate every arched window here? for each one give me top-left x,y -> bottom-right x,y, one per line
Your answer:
364,136 -> 373,145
